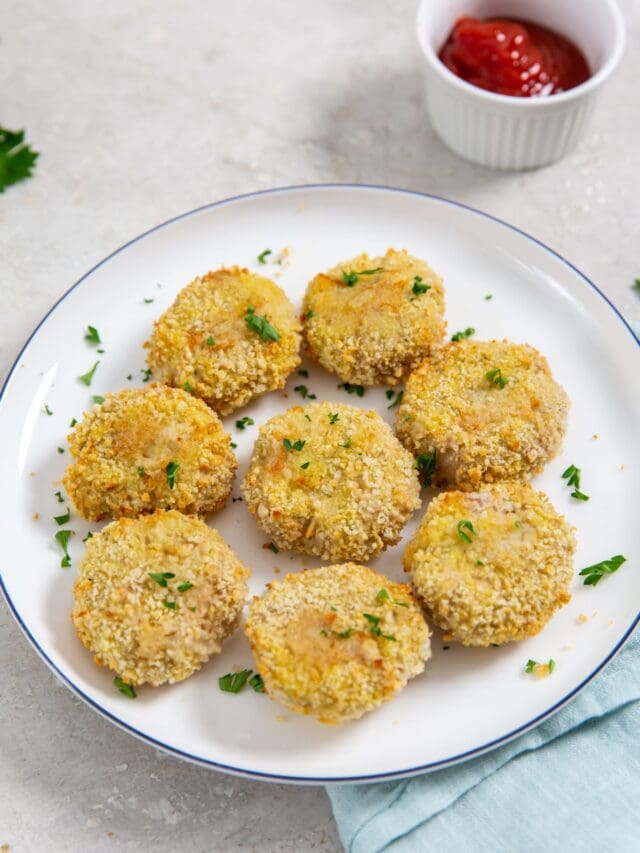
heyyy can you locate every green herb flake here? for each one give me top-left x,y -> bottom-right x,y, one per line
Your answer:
245,306 -> 281,342
177,581 -> 194,593
416,451 -> 437,488
385,390 -> 395,400
549,659 -> 556,673
219,669 -> 252,694
298,369 -> 309,378
631,278 -> 640,293
0,126 -> 38,192
525,659 -> 555,676
137,467 -> 145,477
249,673 -> 265,693
387,390 -> 404,409
257,249 -> 272,264
334,627 -> 354,639
456,519 -> 477,544
328,412 -> 339,425
143,298 -> 154,304
484,294 -> 493,300
84,326 -> 101,345
82,531 -> 93,543
54,491 -> 64,503
300,461 -> 310,469
571,490 -> 590,501
486,367 -> 508,389
141,368 -> 153,383
341,267 -> 383,287
283,438 -> 305,452
525,659 -> 536,673
362,612 -> 396,641
230,442 -> 238,449
113,676 -> 136,699
579,554 -> 626,587
78,361 -> 99,386
69,418 -> 77,427
514,520 -> 523,528
183,381 -> 194,393
376,588 -> 390,602
562,464 -> 581,489
235,417 -> 255,430
476,560 -> 484,566
338,382 -> 365,397
305,310 -> 315,319
267,542 -> 279,554
451,327 -> 475,342
44,404 -> 53,416
92,395 -> 105,405
206,335 -> 215,346
57,447 -> 65,454
165,460 -> 180,489
411,275 -> 431,297
163,600 -> 177,610
149,571 -> 176,588
54,508 -> 70,526
338,438 -> 352,449
294,384 -> 316,400
304,414 -> 311,422
55,529 -> 72,568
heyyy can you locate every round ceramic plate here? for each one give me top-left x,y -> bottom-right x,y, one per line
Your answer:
1,185 -> 638,784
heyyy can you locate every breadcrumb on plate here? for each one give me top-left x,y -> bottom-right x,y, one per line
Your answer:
242,401 -> 421,562
403,482 -> 575,647
396,340 -> 569,490
72,510 -> 249,686
63,385 -> 236,521
245,563 -> 431,723
144,267 -> 301,415
302,249 -> 446,385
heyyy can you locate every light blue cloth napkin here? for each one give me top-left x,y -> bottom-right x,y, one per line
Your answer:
328,318 -> 640,853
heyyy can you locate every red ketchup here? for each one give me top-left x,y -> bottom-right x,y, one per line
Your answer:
439,17 -> 590,97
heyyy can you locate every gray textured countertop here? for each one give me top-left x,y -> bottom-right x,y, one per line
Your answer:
1,2 -> 638,851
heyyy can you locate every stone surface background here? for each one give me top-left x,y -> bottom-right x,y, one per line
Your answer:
1,1 -> 638,850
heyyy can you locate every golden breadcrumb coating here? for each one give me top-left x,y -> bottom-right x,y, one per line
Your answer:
242,401 -> 421,561
63,385 -> 236,521
396,340 -> 569,490
245,563 -> 431,723
144,267 -> 301,415
301,249 -> 446,385
403,482 -> 575,646
72,511 -> 250,686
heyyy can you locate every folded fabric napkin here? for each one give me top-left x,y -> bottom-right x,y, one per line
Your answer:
328,319 -> 640,853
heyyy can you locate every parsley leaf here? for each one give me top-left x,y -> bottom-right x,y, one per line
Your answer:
294,384 -> 316,399
283,438 -> 305,452
149,572 -> 176,588
163,600 -> 177,609
387,390 -> 403,409
341,267 -> 384,286
416,451 -> 437,488
206,335 -> 215,346
235,417 -> 255,430
177,581 -> 194,593
44,404 -> 53,416
78,361 -> 99,386
249,673 -> 265,693
579,555 -> 626,586
84,326 -> 101,345
328,412 -> 339,425
486,367 -> 508,389
165,460 -> 180,489
141,367 -> 153,383
456,519 -> 477,544
300,461 -> 310,469
54,508 -> 70,526
411,275 -> 431,297
113,676 -> 136,699
55,529 -> 72,568
0,127 -> 38,192
451,327 -> 475,342
257,249 -> 272,264
245,306 -> 281,342
362,613 -> 396,641
219,669 -> 252,693
92,395 -> 105,405
338,438 -> 352,449
298,369 -> 309,378
338,383 -> 365,397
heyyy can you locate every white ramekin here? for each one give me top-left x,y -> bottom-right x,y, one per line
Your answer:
416,0 -> 626,170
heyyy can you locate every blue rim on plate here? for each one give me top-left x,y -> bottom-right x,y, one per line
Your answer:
1,184 -> 638,784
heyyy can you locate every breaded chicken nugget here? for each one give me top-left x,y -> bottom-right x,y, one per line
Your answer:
302,248 -> 446,385
144,267 -> 301,415
245,563 -> 430,723
242,401 -> 421,561
72,511 -> 250,686
403,483 -> 575,646
64,385 -> 236,521
396,340 -> 569,490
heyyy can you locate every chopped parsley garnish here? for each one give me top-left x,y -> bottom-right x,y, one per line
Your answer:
126,374 -> 133,381
341,267 -> 384,286
362,613 -> 396,641
163,600 -> 177,609
245,306 -> 281,342
149,572 -> 176,587
78,361 -> 99,386
451,327 -> 475,342
328,412 -> 339,424
54,491 -> 64,503
486,367 -> 508,389
249,673 -> 265,693
283,438 -> 305,452
300,461 -> 310,469
235,417 -> 254,430
257,249 -> 272,264
632,278 -> 640,292
143,297 -> 154,304
84,326 -> 101,345
69,418 -> 77,427
338,383 -> 365,397
525,659 -> 555,675
579,555 -> 626,587
219,669 -> 252,693
305,310 -> 315,319
411,275 -> 431,297
206,335 -> 215,346
113,676 -> 136,699
562,464 -> 590,501
137,467 -> 145,477
484,294 -> 493,300
230,442 -> 238,449
57,447 -> 65,454
0,127 -> 38,192
457,519 -> 477,544
165,460 -> 179,489
141,368 -> 153,383
177,581 -> 194,593
387,390 -> 403,409
338,438 -> 352,449
44,404 -> 53,416
54,508 -> 70,526
294,385 -> 316,399
55,530 -> 72,568
385,390 -> 395,400
298,369 -> 309,378
267,542 -> 279,554
82,531 -> 93,543
416,451 -> 437,488
183,381 -> 194,393
375,588 -> 409,607
304,414 -> 311,422
571,490 -> 589,501
92,395 -> 105,404
334,627 -> 354,639
514,520 -> 523,528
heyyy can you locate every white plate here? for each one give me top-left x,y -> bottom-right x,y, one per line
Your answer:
1,185 -> 638,784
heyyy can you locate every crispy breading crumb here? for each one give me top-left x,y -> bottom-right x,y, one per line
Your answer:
63,385 -> 236,521
404,482 -> 575,647
532,662 -> 553,678
144,267 -> 301,415
242,401 -> 421,562
302,249 -> 446,385
33,512 -> 39,520
245,563 -> 431,723
72,510 -> 249,686
397,340 -> 569,490
578,613 -> 589,624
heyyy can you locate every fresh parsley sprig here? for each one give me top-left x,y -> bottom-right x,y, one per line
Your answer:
219,669 -> 264,694
579,555 -> 626,587
55,530 -> 72,568
338,382 -> 365,397
0,126 -> 38,192
451,327 -> 475,342
245,306 -> 280,342
411,275 -> 431,297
